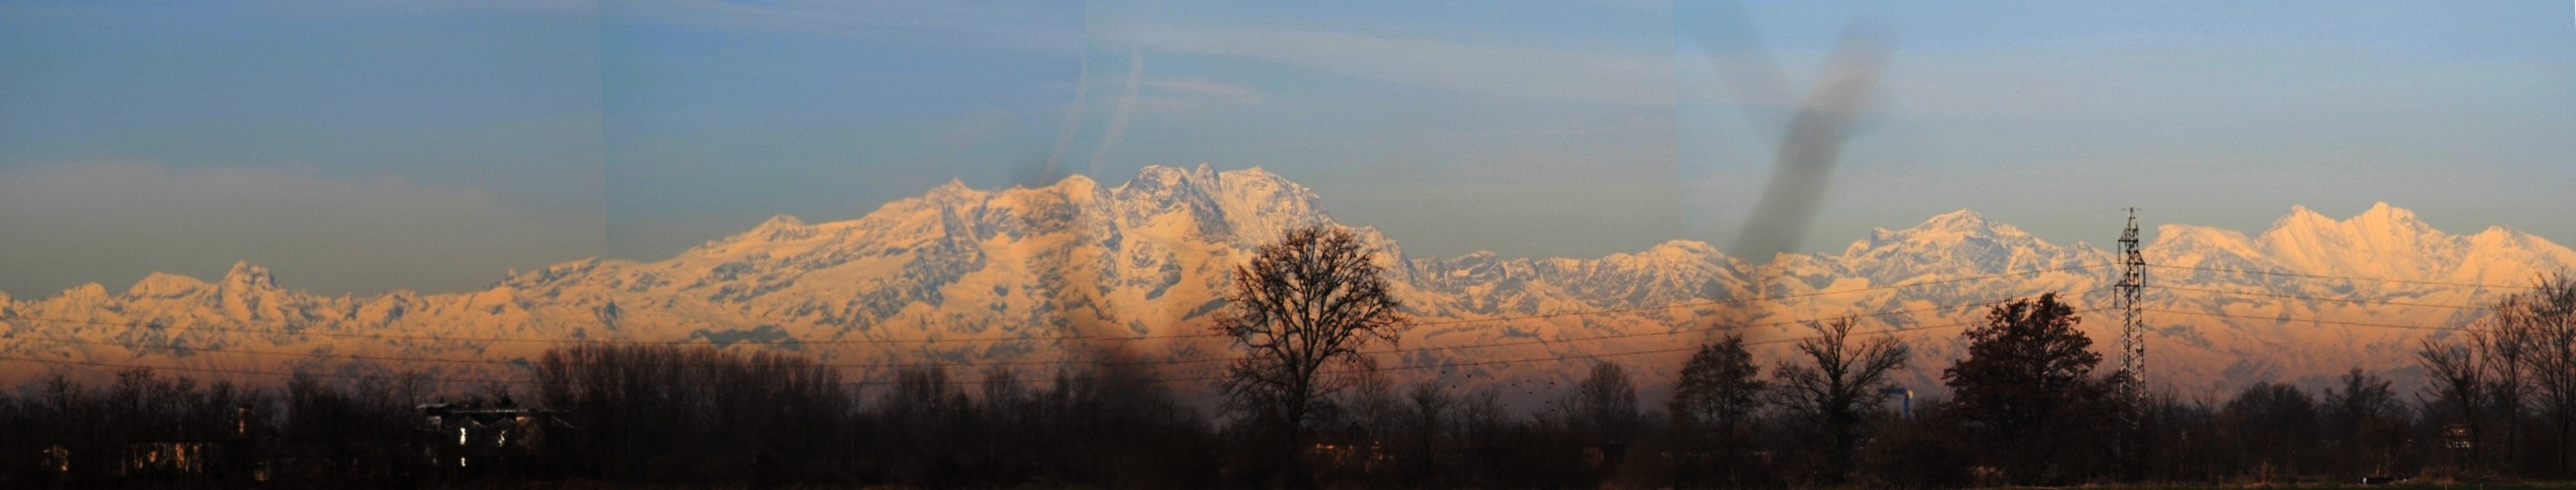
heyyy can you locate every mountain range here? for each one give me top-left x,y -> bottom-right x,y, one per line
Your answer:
4,164 -> 2569,403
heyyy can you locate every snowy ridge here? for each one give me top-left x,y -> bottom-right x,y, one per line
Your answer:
3,165 -> 2570,401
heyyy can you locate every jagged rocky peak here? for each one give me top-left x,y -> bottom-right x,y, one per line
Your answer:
222,261 -> 279,291
1083,164 -> 1340,246
924,178 -> 982,201
1114,163 -> 1309,199
1120,164 -> 1203,194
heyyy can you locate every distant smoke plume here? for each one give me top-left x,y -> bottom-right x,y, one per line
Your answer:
1089,48 -> 1145,177
1716,16 -> 1890,262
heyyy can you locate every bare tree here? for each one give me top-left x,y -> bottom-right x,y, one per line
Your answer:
2223,382 -> 2321,482
1398,382 -> 1453,486
1772,318 -> 1910,484
2506,273 -> 2576,473
1214,226 -> 1407,485
2484,309 -> 2536,470
2419,336 -> 2488,470
2322,368 -> 2407,477
1552,362 -> 1641,443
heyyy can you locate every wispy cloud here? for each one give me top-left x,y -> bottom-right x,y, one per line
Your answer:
1089,49 -> 1146,176
1044,50 -> 1091,180
614,0 -> 1081,53
6,0 -> 597,19
1113,24 -> 1675,107
1142,77 -> 1268,108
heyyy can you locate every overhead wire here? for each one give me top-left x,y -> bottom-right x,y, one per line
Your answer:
2147,264 -> 2538,290
0,291 -> 2091,370
0,262 -> 2106,347
0,306 -> 2090,387
2151,285 -> 2499,311
2142,309 -> 2477,332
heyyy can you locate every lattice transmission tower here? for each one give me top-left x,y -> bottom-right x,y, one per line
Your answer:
2116,208 -> 2147,405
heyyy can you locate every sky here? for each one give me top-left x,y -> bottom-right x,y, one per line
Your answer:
2,1 -> 2572,298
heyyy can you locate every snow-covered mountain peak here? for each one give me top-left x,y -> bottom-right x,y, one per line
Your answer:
2255,203 -> 2456,276
924,178 -> 985,203
1090,164 -> 1331,246
222,261 -> 279,291
1851,209 -> 2048,258
739,214 -> 815,242
7,168 -> 2574,400
755,213 -> 807,230
1641,240 -> 1726,261
1034,172 -> 1102,197
1120,164 -> 1203,192
2467,225 -> 2561,252
125,272 -> 211,299
1920,209 -> 1993,231
2360,201 -> 2424,227
55,282 -> 110,303
2148,224 -> 2260,267
2277,204 -> 2334,228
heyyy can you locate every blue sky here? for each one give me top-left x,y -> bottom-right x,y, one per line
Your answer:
3,1 -> 2572,296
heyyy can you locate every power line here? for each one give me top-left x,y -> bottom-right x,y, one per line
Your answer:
2146,264 -> 2539,290
2,293 -> 2091,371
0,258 -> 504,281
1404,263 -> 2107,328
2152,285 -> 2500,311
1385,293 -> 2088,355
0,263 -> 2102,347
0,315 -> 1229,345
0,308 -> 2070,384
2142,309 -> 2477,332
0,355 -> 521,386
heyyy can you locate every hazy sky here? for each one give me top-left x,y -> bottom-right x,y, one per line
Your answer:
4,1 -> 2572,298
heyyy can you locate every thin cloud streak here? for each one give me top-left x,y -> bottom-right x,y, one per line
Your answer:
612,0 -> 1081,53
1090,48 -> 1146,177
1044,50 -> 1091,181
1114,24 -> 1678,107
1142,77 -> 1268,107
